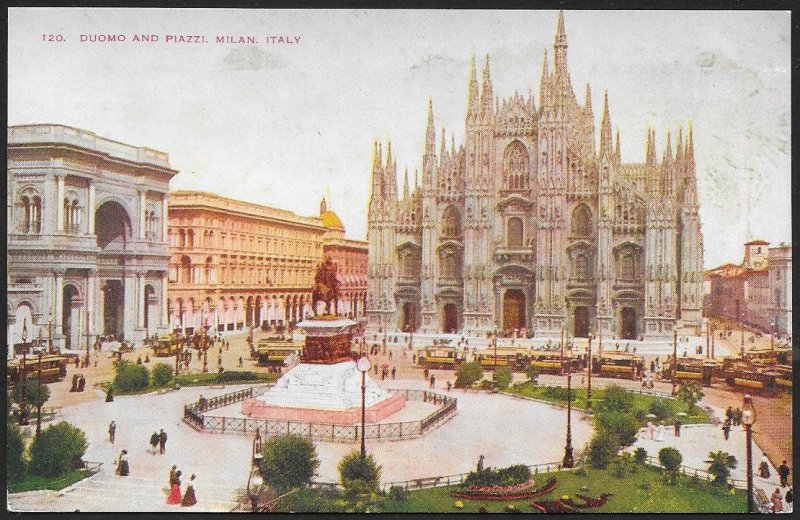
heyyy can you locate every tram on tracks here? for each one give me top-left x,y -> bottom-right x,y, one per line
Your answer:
476,347 -> 533,371
668,356 -> 722,386
255,338 -> 303,367
528,351 -> 581,374
7,354 -> 68,389
592,352 -> 645,379
418,345 -> 466,370
153,336 -> 182,357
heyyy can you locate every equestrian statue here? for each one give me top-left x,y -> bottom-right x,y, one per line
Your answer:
312,255 -> 340,317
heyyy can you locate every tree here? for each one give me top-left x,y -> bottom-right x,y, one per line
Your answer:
493,366 -> 512,390
151,363 -> 174,387
677,382 -> 704,413
633,447 -> 648,465
12,378 -> 51,410
113,359 -> 149,392
705,450 -> 737,486
454,362 -> 483,388
259,434 -> 320,494
648,398 -> 674,421
525,363 -> 540,384
338,451 -> 382,495
658,447 -> 683,474
588,430 -> 620,469
596,411 -> 640,447
599,384 -> 631,413
7,418 -> 26,484
29,421 -> 87,477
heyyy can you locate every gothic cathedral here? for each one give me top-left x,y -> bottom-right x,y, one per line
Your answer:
366,12 -> 704,340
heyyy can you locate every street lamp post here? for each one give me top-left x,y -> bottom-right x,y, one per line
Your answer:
48,313 -> 53,355
705,319 -> 710,359
562,355 -> 574,468
741,394 -> 757,513
356,356 -> 371,459
671,328 -> 678,396
711,320 -> 715,359
36,351 -> 43,437
586,331 -> 593,412
770,321 -> 775,351
19,318 -> 29,426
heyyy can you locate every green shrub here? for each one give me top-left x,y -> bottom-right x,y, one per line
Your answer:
454,362 -> 483,388
648,398 -> 673,421
542,385 -> 570,401
634,447 -> 648,465
705,450 -> 737,486
259,434 -> 320,494
677,382 -> 704,413
151,363 -> 174,386
588,430 -> 619,469
338,452 -> 382,495
658,447 -> 683,474
113,360 -> 149,392
462,464 -> 531,487
388,485 -> 409,501
218,370 -> 260,382
29,421 -> 87,477
596,411 -> 640,447
493,366 -> 513,390
7,419 -> 27,484
525,363 -> 540,384
599,384 -> 631,413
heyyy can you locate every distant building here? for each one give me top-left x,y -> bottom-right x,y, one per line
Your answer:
705,240 -> 791,336
166,191 -> 366,334
7,124 -> 176,355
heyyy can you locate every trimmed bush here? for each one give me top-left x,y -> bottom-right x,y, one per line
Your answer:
588,430 -> 619,469
338,451 -> 382,495
542,385 -> 570,401
113,360 -> 149,393
151,363 -> 174,386
634,447 -> 648,465
596,411 -> 640,447
705,450 -> 737,486
658,447 -> 683,473
462,464 -> 531,487
7,419 -> 27,484
493,366 -> 513,390
525,363 -> 540,384
648,398 -> 673,421
29,421 -> 87,477
599,384 -> 631,413
454,362 -> 483,388
259,434 -> 320,494
388,485 -> 409,501
218,370 -> 261,382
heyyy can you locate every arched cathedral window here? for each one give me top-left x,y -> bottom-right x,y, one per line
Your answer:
506,217 -> 523,248
503,141 -> 529,190
571,205 -> 592,236
441,206 -> 461,240
18,188 -> 42,234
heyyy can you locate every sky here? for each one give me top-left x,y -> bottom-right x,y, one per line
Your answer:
7,8 -> 792,269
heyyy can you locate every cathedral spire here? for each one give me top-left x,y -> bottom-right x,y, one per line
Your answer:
686,122 -> 695,170
467,55 -> 479,117
539,49 -> 550,108
675,125 -> 684,165
480,54 -> 493,114
584,82 -> 593,115
403,166 -> 409,200
425,98 -> 436,157
646,128 -> 657,166
553,10 -> 568,74
440,127 -> 447,165
614,128 -> 621,164
414,168 -> 419,189
320,196 -> 327,215
663,130 -> 673,164
451,133 -> 456,156
599,90 -> 613,156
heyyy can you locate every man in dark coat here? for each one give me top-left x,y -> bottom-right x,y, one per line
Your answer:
159,429 -> 167,454
778,461 -> 791,488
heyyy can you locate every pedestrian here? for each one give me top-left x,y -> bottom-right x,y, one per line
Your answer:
77,376 -> 86,392
167,470 -> 183,504
734,407 -> 742,427
655,423 -> 665,442
759,455 -> 771,479
391,367 -> 396,379
116,449 -> 129,476
412,354 -> 416,364
778,460 -> 791,487
646,421 -> 655,440
429,374 -> 435,389
255,427 -> 262,453
144,354 -> 150,363
785,487 -> 793,512
150,431 -> 160,454
771,488 -> 783,513
181,474 -> 197,507
424,368 -> 430,380
169,465 -> 177,486
137,356 -> 142,365
381,367 -> 386,381
71,374 -> 78,392
74,357 -> 79,369
108,421 -> 116,443
159,429 -> 167,455
239,356 -> 243,367
674,417 -> 681,437
446,380 -> 452,392
725,406 -> 734,424
722,419 -> 731,441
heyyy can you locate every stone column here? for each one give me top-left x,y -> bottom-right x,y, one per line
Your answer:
123,270 -> 136,340
139,191 -> 146,239
7,316 -> 15,360
137,272 -> 146,328
56,174 -> 65,232
160,272 -> 168,328
87,269 -> 97,346
87,182 -> 96,235
54,270 -> 64,339
161,194 -> 169,242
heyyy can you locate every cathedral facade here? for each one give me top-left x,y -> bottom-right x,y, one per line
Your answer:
366,12 -> 704,340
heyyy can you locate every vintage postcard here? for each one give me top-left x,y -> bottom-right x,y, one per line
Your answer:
6,7 -> 792,513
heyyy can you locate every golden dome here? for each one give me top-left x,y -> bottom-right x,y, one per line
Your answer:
320,210 -> 344,229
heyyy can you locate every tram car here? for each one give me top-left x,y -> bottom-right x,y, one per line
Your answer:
722,360 -> 778,394
418,346 -> 465,370
256,339 -> 303,367
744,346 -> 792,365
772,364 -> 792,391
476,347 -> 532,371
593,352 -> 645,379
7,355 -> 68,389
153,336 -> 182,357
528,351 -> 580,374
668,357 -> 722,386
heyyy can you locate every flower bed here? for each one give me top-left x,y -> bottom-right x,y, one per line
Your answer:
451,477 -> 557,501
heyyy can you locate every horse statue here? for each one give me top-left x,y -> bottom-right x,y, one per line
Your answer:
312,255 -> 340,316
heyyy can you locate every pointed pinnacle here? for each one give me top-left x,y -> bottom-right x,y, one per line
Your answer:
427,98 -> 434,125
555,10 -> 567,46
470,55 -> 477,82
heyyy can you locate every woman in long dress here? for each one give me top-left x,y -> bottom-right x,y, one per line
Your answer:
655,423 -> 665,442
181,474 -> 197,507
167,470 -> 182,504
759,455 -> 771,479
646,421 -> 655,440
117,450 -> 129,476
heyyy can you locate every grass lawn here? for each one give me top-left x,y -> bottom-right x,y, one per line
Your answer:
99,371 -> 279,395
275,464 -> 746,513
8,469 -> 91,494
505,382 -> 709,425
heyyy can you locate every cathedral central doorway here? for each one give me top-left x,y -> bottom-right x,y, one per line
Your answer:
103,280 -> 124,336
502,289 -> 526,332
401,302 -> 417,333
442,303 -> 458,333
573,306 -> 590,338
621,307 -> 637,340
62,285 -> 79,350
